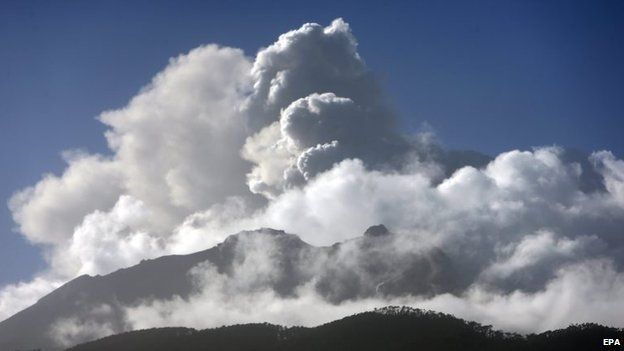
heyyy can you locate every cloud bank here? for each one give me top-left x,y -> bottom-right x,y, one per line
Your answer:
3,18 -> 624,347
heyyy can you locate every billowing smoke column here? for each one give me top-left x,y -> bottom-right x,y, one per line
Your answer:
3,18 -> 624,347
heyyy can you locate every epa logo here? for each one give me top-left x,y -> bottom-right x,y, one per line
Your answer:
604,339 -> 621,346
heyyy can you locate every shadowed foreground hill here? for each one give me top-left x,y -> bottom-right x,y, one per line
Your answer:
67,307 -> 623,351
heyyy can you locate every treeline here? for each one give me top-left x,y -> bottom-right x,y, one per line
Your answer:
66,307 -> 623,351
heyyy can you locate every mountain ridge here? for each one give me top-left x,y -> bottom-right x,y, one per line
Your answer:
0,225 -> 458,350
66,306 -> 624,351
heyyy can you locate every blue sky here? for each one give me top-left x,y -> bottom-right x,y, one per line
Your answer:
1,0 -> 623,287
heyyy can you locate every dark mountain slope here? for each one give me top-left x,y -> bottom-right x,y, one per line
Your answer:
0,226 -> 457,350
0,229 -> 313,350
67,307 -> 623,351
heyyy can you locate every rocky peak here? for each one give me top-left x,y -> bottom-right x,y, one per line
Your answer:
363,224 -> 390,237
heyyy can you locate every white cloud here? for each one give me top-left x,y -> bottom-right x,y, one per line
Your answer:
8,152 -> 123,245
591,150 -> 624,206
49,305 -> 116,347
5,42 -> 256,292
244,18 -> 385,130
99,44 -> 256,230
3,45 -> 257,330
58,195 -> 165,277
0,277 -> 63,321
418,259 -> 624,333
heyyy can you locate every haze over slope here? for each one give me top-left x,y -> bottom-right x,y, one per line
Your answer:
2,18 -> 624,348
0,227 -> 458,349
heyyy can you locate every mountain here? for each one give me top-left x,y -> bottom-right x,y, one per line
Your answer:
0,226 -> 458,350
67,307 -> 623,351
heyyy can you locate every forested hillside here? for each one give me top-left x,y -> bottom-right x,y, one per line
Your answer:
67,307 -> 623,351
